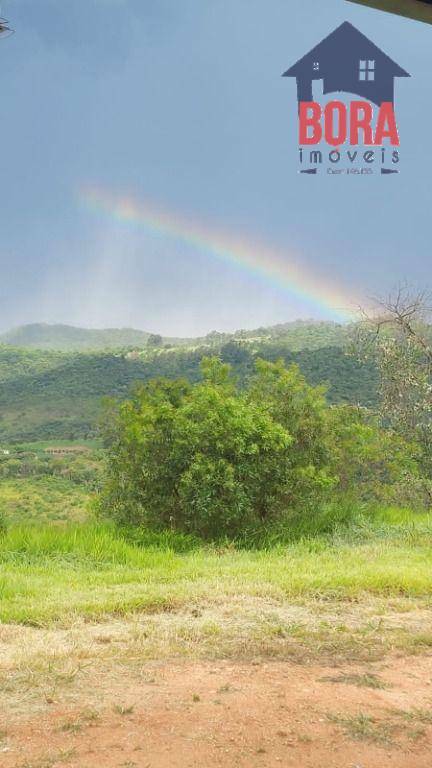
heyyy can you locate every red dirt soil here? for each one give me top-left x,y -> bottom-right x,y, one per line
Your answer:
2,655 -> 432,768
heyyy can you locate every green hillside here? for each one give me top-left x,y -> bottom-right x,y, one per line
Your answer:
0,320 -> 350,352
0,323 -> 153,351
0,327 -> 377,444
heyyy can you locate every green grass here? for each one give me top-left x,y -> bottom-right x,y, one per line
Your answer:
327,707 -> 432,746
1,521 -> 432,626
0,477 -> 91,525
326,712 -> 396,744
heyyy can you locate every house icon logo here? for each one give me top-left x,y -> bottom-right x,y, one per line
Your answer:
283,21 -> 410,176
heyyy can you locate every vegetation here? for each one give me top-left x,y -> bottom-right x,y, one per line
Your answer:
0,440 -> 103,486
99,357 -> 421,539
0,305 -> 430,644
0,323 -> 153,351
1,511 -> 432,626
0,477 -> 90,525
0,441 -> 102,527
0,323 -> 377,444
0,319 -> 351,352
356,288 -> 432,501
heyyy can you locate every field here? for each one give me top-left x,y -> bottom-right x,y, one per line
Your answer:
1,504 -> 432,767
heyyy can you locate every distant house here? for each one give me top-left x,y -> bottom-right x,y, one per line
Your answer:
283,21 -> 410,107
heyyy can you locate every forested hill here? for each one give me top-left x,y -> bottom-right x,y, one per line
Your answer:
0,320 -> 350,352
0,332 -> 378,443
0,324 -> 152,351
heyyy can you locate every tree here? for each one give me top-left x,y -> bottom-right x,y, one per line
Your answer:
327,404 -> 423,506
354,286 -> 432,491
147,333 -> 163,348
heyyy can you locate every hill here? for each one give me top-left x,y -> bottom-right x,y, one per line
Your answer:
0,323 -> 153,351
0,320 -> 350,352
0,332 -> 377,444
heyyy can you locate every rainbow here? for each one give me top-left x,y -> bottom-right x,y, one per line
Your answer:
79,186 -> 361,321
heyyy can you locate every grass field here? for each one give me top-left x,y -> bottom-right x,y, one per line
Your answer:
1,517 -> 432,633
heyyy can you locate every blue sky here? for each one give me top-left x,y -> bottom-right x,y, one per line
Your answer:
0,0 -> 429,335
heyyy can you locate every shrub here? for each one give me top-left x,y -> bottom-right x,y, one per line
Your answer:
99,358 -> 337,538
327,404 -> 427,507
99,357 -> 426,540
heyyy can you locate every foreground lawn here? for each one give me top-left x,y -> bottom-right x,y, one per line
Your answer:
1,522 -> 432,626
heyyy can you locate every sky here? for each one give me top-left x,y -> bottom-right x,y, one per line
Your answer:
0,0 -> 430,336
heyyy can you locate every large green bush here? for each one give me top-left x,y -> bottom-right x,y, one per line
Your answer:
100,357 -> 422,539
100,359 -> 333,537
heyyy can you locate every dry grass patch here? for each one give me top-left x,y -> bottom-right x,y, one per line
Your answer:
19,749 -> 77,768
320,672 -> 391,689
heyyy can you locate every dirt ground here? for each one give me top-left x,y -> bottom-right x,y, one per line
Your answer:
2,654 -> 432,767
1,600 -> 432,767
